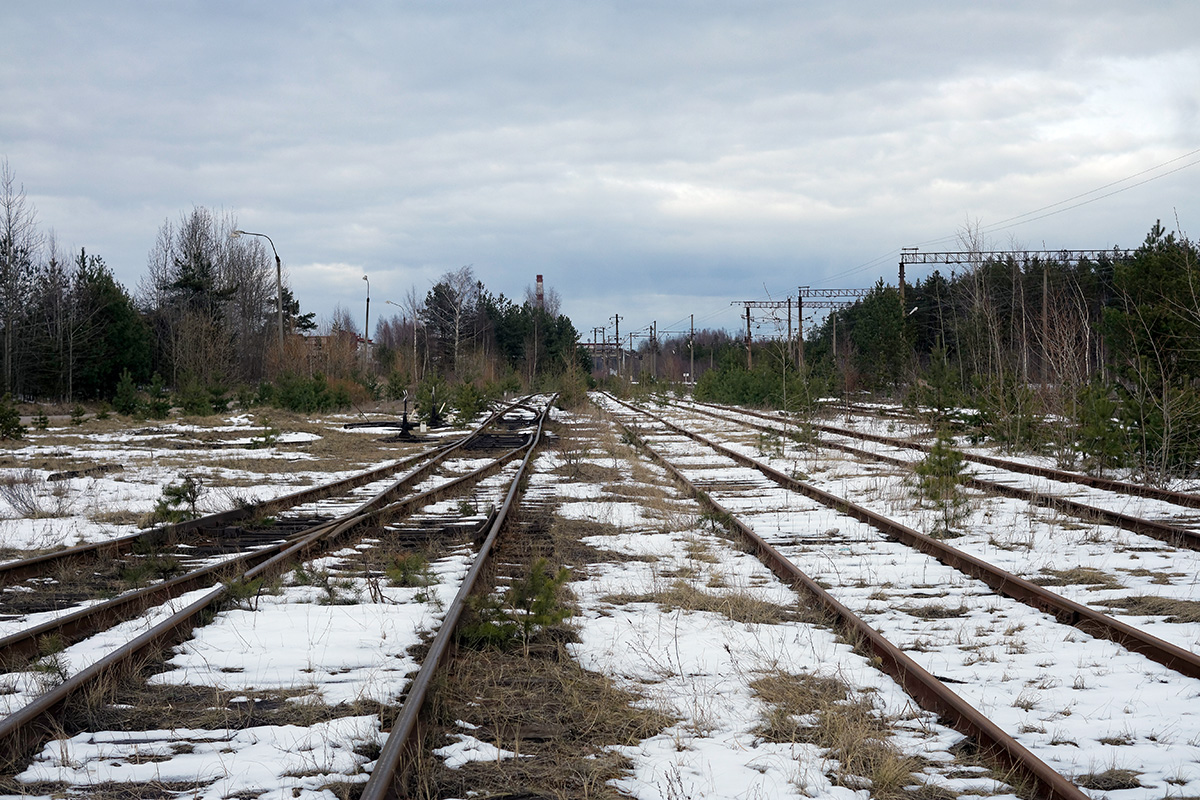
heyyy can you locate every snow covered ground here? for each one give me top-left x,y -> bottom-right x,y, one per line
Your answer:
2,399 -> 1199,798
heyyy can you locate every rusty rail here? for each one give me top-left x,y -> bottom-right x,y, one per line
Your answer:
360,395 -> 555,800
0,397 -> 537,587
602,397 -> 1087,800
0,401 -> 549,768
606,394 -> 1200,679
706,398 -> 1200,510
684,399 -> 1200,551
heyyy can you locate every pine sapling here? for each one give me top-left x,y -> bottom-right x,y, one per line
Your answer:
914,428 -> 966,537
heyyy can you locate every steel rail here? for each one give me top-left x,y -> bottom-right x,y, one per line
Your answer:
0,429 -> 531,668
820,401 -> 1200,509
601,400 -> 1087,800
360,395 -> 556,800
605,394 -> 1200,680
682,400 -> 1200,550
0,397 -> 537,588
0,407 -> 546,768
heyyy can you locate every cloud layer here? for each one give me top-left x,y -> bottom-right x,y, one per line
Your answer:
4,1 -> 1198,336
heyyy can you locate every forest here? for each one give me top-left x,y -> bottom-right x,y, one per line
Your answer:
6,159 -> 1199,481
0,162 -> 588,422
638,220 -> 1199,483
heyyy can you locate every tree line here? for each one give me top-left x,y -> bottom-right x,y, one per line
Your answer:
665,221 -> 1200,483
0,161 -> 586,417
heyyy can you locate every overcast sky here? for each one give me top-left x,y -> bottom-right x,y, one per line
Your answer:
4,2 -> 1198,341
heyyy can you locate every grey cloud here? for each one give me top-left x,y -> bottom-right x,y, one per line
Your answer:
3,1 -> 1198,336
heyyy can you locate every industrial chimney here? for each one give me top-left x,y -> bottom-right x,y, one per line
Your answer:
536,274 -> 544,310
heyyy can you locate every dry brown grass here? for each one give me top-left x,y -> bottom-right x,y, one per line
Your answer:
1074,768 -> 1142,791
88,509 -> 144,527
7,408 -> 417,478
751,669 -> 922,799
1032,566 -> 1123,590
77,682 -> 351,732
1119,566 -> 1182,585
898,602 -> 971,619
0,778 -> 213,799
411,640 -> 673,799
1101,594 -> 1200,623
601,580 -> 802,625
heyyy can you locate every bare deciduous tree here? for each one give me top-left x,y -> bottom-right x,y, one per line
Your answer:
141,206 -> 281,385
0,160 -> 41,394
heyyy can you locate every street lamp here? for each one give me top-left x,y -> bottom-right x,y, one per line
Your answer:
362,275 -> 370,372
231,229 -> 285,362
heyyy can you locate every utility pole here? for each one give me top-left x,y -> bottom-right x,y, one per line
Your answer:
652,321 -> 658,379
362,274 -> 370,375
592,326 -> 605,375
628,332 -> 634,381
745,306 -> 752,369
689,314 -> 695,387
787,297 -> 792,367
1041,267 -> 1049,384
832,311 -> 837,366
612,314 -> 622,378
797,287 -> 806,369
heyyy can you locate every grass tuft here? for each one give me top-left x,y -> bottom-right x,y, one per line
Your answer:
1101,594 -> 1200,623
1074,768 -> 1142,791
751,669 -> 921,800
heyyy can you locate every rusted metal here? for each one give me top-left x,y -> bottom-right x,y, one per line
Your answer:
0,542 -> 283,667
360,396 -> 555,800
817,415 -> 1200,509
687,399 -> 1200,550
0,398 -> 534,588
611,395 -> 1200,680
604,401 -> 1087,800
782,398 -> 1200,509
0,399 -> 549,768
705,398 -> 1200,509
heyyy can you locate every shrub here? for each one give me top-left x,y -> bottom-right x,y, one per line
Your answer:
176,378 -> 212,417
208,385 -> 229,413
147,476 -> 204,525
146,373 -> 171,418
386,552 -> 434,587
385,370 -> 410,402
113,369 -> 141,416
269,373 -> 354,413
555,366 -> 590,410
914,429 -> 966,537
452,381 -> 487,424
0,394 -> 26,440
457,558 -> 572,652
968,373 -> 1042,451
416,373 -> 448,425
1074,381 -> 1125,476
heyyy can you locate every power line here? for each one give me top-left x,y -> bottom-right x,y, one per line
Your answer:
981,156 -> 1200,236
981,146 -> 1200,232
620,145 -> 1200,337
817,145 -> 1200,288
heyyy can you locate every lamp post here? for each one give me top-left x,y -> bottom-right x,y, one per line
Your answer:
231,229 -> 285,364
362,275 -> 370,373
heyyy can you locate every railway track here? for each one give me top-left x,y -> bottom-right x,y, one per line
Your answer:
678,398 -> 1200,551
0,397 -> 544,591
598,392 -> 1200,800
0,397 -> 547,666
832,400 -> 1200,509
0,396 -> 555,794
